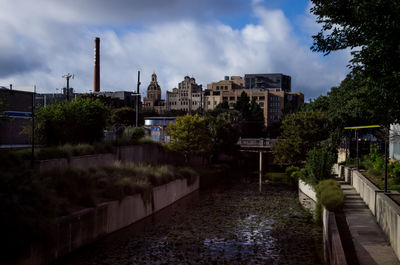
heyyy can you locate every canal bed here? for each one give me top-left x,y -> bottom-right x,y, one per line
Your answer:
53,181 -> 322,265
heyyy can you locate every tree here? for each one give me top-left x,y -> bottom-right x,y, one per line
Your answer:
272,111 -> 331,165
111,107 -> 136,127
234,91 -> 251,118
310,0 -> 400,125
206,110 -> 243,161
302,72 -> 383,146
166,114 -> 211,163
247,98 -> 265,137
234,91 -> 265,137
35,98 -> 110,145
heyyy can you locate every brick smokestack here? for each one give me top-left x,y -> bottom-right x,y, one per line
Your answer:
94,37 -> 100,92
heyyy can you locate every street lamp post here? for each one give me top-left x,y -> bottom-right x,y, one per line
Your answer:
136,71 -> 141,128
345,125 -> 386,191
31,85 -> 36,168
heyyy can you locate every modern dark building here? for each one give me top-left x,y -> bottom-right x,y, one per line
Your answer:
0,86 -> 35,146
93,91 -> 141,109
244,73 -> 291,92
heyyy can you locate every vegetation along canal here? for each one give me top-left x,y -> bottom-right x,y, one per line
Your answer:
54,178 -> 322,264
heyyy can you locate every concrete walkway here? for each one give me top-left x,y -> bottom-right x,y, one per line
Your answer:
341,183 -> 400,265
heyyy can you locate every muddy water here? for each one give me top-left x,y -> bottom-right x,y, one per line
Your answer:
54,182 -> 322,265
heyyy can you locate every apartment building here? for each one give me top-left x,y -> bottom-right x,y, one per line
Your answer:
204,75 -> 303,127
166,76 -> 202,113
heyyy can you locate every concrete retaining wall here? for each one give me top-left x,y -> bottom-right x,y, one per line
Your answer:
298,180 -> 346,265
339,164 -> 400,260
323,208 -> 347,265
351,170 -> 380,215
34,144 -> 204,172
299,179 -> 317,201
15,175 -> 199,265
375,192 -> 400,260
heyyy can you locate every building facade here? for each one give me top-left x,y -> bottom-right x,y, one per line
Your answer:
204,79 -> 243,111
204,75 -> 303,127
166,76 -> 202,113
244,73 -> 291,92
0,86 -> 35,146
143,73 -> 165,113
94,91 -> 141,109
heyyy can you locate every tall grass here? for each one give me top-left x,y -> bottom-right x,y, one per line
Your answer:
0,162 -> 199,260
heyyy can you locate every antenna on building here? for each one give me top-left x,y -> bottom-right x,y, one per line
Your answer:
62,73 -> 74,101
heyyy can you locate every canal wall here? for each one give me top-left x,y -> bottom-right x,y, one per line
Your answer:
34,144 -> 203,171
298,180 -> 347,265
337,164 -> 400,260
12,175 -> 200,265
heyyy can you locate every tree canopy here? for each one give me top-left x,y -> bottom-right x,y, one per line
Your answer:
166,114 -> 211,163
234,91 -> 265,137
310,0 -> 400,125
272,111 -> 331,165
206,110 -> 242,161
35,98 -> 110,145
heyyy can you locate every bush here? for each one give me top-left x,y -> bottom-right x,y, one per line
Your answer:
314,179 -> 344,223
302,147 -> 336,185
285,165 -> 300,178
320,188 -> 345,211
285,165 -> 302,182
389,161 -> 400,184
129,127 -> 145,142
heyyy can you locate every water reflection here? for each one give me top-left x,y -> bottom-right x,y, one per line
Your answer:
54,182 -> 322,265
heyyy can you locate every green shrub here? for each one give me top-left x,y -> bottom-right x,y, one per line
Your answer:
389,161 -> 400,184
314,179 -> 344,223
320,188 -> 345,211
291,168 -> 307,182
138,137 -> 160,145
302,147 -> 336,185
285,165 -> 300,178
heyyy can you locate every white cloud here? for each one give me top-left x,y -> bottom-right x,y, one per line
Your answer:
0,0 -> 350,99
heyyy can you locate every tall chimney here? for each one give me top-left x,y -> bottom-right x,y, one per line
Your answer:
94,37 -> 100,92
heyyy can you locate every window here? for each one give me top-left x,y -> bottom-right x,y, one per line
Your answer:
223,97 -> 228,101
216,86 -> 219,90
259,102 -> 264,107
229,96 -> 235,101
225,86 -> 228,90
259,96 -> 265,100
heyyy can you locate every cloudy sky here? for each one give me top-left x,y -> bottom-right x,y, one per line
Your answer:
0,0 -> 351,100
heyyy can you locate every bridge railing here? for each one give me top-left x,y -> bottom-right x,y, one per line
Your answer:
237,138 -> 276,147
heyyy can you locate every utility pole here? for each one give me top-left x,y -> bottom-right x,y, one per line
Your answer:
136,71 -> 141,127
31,85 -> 36,168
62,73 -> 74,101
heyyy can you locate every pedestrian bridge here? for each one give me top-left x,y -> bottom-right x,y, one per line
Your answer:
237,138 -> 275,152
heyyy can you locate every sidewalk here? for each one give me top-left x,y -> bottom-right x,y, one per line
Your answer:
341,183 -> 400,265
